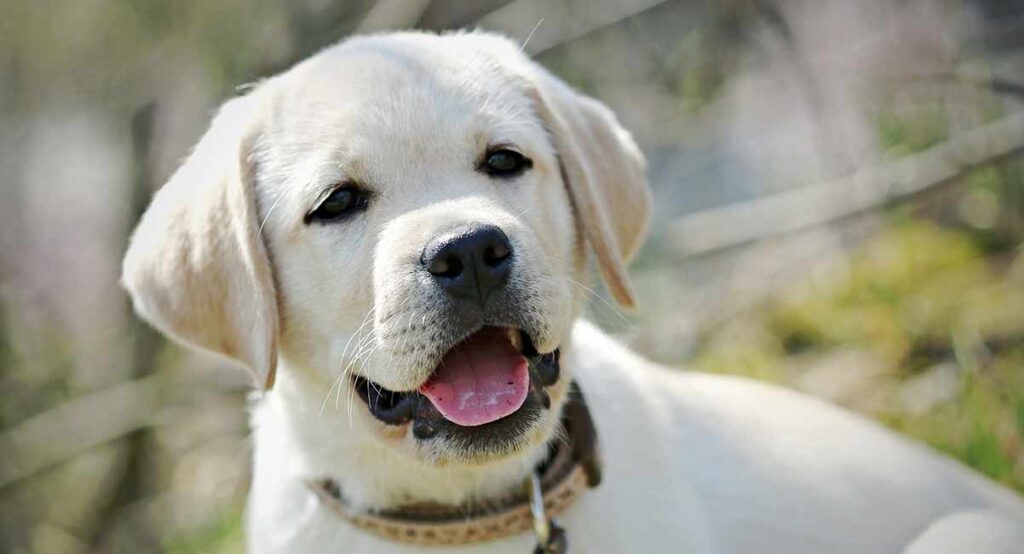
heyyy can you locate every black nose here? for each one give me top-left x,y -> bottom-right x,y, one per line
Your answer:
422,224 -> 513,305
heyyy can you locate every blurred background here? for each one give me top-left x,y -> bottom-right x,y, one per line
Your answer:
2,0 -> 1023,552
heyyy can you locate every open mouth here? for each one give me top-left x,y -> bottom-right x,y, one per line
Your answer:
353,327 -> 560,439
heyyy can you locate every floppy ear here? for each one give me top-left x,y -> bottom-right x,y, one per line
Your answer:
530,71 -> 651,308
122,95 -> 279,390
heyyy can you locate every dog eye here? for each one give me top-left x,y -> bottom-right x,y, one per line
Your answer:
481,149 -> 532,177
306,186 -> 370,223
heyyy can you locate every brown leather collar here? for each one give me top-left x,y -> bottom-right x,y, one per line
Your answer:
310,382 -> 601,547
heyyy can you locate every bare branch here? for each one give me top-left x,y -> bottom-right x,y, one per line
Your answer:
666,111 -> 1024,257
0,376 -> 161,489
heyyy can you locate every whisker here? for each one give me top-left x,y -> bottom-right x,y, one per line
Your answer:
378,294 -> 415,327
520,19 -> 545,52
514,206 -> 536,219
345,341 -> 379,427
321,306 -> 376,414
567,277 -> 634,329
338,332 -> 376,410
257,188 -> 287,239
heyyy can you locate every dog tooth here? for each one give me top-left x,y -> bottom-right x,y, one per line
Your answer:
508,327 -> 523,351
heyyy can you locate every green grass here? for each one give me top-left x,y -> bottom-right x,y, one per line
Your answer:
164,510 -> 244,554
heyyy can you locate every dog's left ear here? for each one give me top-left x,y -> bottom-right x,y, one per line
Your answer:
122,94 -> 279,390
530,69 -> 651,308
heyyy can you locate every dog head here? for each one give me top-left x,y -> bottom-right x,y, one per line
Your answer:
122,31 -> 649,466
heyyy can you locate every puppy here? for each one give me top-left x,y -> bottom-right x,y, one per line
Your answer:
123,31 -> 1024,553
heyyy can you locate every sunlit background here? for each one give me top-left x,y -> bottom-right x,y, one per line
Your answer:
2,0 -> 1023,552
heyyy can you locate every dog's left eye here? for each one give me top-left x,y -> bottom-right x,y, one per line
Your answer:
306,185 -> 370,223
481,149 -> 532,177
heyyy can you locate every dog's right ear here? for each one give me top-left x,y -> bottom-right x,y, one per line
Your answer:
122,94 -> 279,390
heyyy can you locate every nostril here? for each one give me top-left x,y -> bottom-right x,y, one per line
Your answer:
428,253 -> 463,279
483,242 -> 511,268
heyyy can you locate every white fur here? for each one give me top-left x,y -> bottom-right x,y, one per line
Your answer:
122,31 -> 1024,552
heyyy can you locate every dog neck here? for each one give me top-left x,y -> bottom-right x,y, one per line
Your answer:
252,359 -> 554,511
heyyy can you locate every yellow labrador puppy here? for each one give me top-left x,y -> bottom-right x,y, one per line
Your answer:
123,31 -> 1024,553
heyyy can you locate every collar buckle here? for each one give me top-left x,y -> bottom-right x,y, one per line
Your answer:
527,472 -> 568,553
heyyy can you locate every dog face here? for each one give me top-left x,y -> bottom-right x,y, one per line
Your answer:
122,32 -> 649,466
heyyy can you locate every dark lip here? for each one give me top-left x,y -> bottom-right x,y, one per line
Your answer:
352,328 -> 560,440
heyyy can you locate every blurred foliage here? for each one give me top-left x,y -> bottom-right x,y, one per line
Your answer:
692,218 -> 1024,491
876,101 -> 951,156
682,57 -> 1024,494
668,28 -> 734,112
0,1 -> 376,112
962,159 -> 1024,243
164,510 -> 244,554
888,351 -> 1024,488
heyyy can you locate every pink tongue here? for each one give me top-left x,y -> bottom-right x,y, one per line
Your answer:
419,328 -> 529,427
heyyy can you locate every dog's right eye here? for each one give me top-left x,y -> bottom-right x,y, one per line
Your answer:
306,185 -> 370,224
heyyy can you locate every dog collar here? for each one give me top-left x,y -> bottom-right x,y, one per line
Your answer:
310,382 -> 601,551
